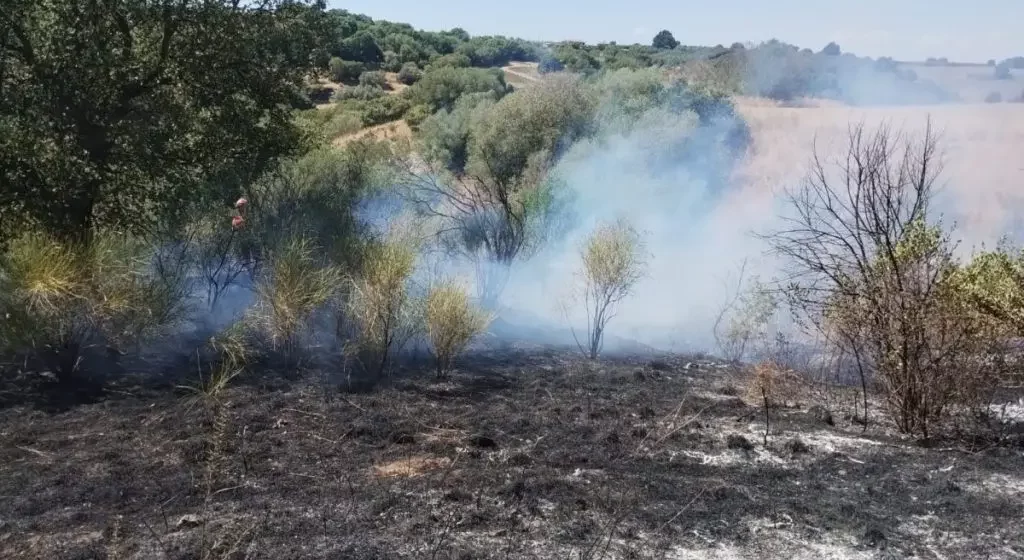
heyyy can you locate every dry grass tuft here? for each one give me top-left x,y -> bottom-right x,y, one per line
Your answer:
253,237 -> 341,354
344,239 -> 418,378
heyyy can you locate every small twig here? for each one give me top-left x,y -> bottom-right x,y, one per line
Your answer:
283,407 -> 325,419
16,446 -> 53,459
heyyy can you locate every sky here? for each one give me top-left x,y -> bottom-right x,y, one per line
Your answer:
328,0 -> 1022,63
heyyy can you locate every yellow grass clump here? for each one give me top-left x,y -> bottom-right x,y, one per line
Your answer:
424,281 -> 491,378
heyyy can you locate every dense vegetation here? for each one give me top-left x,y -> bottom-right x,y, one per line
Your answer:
1,0 -> 1022,452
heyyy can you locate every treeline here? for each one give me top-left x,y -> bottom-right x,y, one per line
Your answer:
315,9 -> 539,74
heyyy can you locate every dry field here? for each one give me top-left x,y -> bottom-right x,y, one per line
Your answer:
900,63 -> 1024,104
733,98 -> 1024,248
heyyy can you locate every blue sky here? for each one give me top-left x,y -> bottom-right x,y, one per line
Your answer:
328,0 -> 1021,63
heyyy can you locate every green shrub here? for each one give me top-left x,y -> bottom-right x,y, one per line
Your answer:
344,239 -> 419,378
358,71 -> 389,89
253,237 -> 341,355
424,281 -> 491,378
398,63 -> 424,85
322,109 -> 365,139
575,219 -> 646,359
404,66 -> 509,112
0,232 -> 189,382
382,50 -> 403,73
359,95 -> 412,127
403,104 -> 433,128
427,53 -> 471,70
333,85 -> 386,102
329,58 -> 366,84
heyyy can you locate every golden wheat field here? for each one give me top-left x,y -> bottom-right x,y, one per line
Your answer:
733,98 -> 1024,248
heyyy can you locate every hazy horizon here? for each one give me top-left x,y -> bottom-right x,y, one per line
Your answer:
328,0 -> 1022,64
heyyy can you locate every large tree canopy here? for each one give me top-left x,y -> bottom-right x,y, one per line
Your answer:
0,0 -> 327,242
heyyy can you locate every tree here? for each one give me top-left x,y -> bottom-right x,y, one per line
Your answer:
821,42 -> 841,56
995,62 -> 1012,80
329,58 -> 366,83
338,30 -> 383,66
652,30 -> 679,50
573,219 -> 646,360
0,0 -> 325,243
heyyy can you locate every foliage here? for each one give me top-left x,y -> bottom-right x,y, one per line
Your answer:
253,237 -> 341,355
715,275 -> 780,363
416,92 -> 498,173
357,95 -> 412,127
398,63 -> 424,85
344,238 -> 419,378
403,66 -> 510,112
329,58 -> 367,83
765,122 -> 1001,438
358,71 -> 389,89
574,219 -> 646,359
0,0 -> 325,243
0,231 -> 189,382
467,74 -> 595,185
333,84 -> 386,101
403,104 -> 433,128
423,281 -> 491,378
954,243 -> 1024,336
821,42 -> 841,56
652,30 -> 680,50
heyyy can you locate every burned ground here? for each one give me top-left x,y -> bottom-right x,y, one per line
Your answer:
1,350 -> 1022,559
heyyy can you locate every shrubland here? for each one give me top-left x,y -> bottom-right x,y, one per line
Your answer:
2,4 -> 1024,558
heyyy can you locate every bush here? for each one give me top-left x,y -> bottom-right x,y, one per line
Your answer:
427,53 -> 472,70
0,232 -> 188,383
574,219 -> 646,359
403,104 -> 433,128
467,74 -> 595,184
985,91 -> 1003,103
764,123 -> 1002,439
358,71 -> 389,89
398,63 -> 423,85
344,239 -> 418,378
359,95 -> 412,127
423,281 -> 491,378
333,85 -> 386,102
415,92 -> 496,173
329,58 -> 367,84
321,109 -> 365,139
253,237 -> 341,356
382,50 -> 403,73
403,66 -> 509,112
